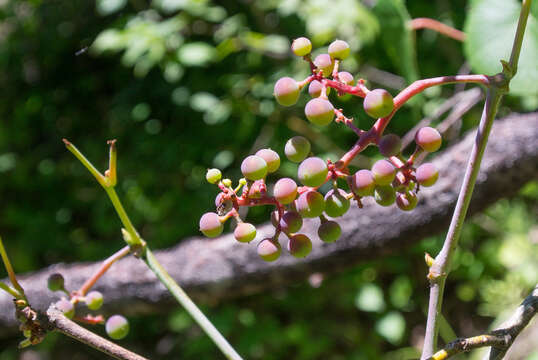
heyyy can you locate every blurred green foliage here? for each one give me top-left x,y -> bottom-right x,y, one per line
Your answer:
0,0 -> 536,358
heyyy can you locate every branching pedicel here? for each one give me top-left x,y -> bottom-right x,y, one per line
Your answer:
200,37 -> 488,261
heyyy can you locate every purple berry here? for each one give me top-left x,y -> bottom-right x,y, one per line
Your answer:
241,155 -> 268,180
396,192 -> 418,211
255,149 -> 280,173
234,223 -> 257,243
308,80 -> 331,98
106,315 -> 129,340
199,212 -> 223,238
415,163 -> 439,187
305,98 -> 334,126
274,77 -> 300,106
273,178 -> 298,205
371,159 -> 396,186
415,127 -> 442,152
378,134 -> 402,157
296,190 -> 325,218
298,157 -> 328,187
257,238 -> 281,262
313,54 -> 334,77
279,211 -> 303,233
363,89 -> 394,118
48,273 -> 65,292
338,71 -> 354,85
351,169 -> 376,197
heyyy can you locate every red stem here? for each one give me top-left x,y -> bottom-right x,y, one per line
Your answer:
410,18 -> 466,42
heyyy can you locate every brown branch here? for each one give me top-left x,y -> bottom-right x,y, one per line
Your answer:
0,112 -> 536,337
46,305 -> 148,360
427,284 -> 538,360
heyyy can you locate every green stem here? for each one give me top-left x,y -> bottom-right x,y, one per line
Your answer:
144,249 -> 243,360
104,188 -> 141,246
0,281 -> 21,299
421,1 -> 532,358
0,236 -> 25,299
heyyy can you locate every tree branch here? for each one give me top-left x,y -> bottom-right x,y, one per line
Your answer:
46,305 -> 148,360
426,284 -> 538,360
0,112 -> 536,337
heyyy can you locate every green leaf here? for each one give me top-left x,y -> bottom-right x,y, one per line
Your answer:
464,0 -> 538,96
177,43 -> 216,66
373,0 -> 419,84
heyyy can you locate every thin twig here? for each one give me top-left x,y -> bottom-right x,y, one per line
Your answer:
420,1 -> 533,358
410,18 -> 466,42
46,306 -> 148,360
427,284 -> 538,360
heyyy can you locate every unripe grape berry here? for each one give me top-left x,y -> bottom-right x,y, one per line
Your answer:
308,80 -> 331,98
287,234 -> 312,258
338,71 -> 354,85
47,273 -> 65,292
279,210 -> 303,233
396,192 -> 418,211
298,157 -> 328,187
371,159 -> 396,186
86,291 -> 104,311
285,136 -> 311,163
241,155 -> 268,180
199,212 -> 223,238
328,39 -> 350,60
273,177 -> 298,205
363,89 -> 394,118
205,168 -> 221,184
415,127 -> 442,152
415,163 -> 439,187
374,185 -> 396,207
234,223 -> 257,243
291,37 -> 312,57
305,98 -> 334,126
55,299 -> 74,319
106,315 -> 129,340
255,149 -> 280,173
296,191 -> 325,218
351,169 -> 376,196
378,134 -> 402,157
313,54 -> 334,77
324,189 -> 350,217
318,221 -> 341,242
257,238 -> 281,262
274,77 -> 300,106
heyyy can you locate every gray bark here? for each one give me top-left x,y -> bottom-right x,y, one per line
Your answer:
1,112 -> 537,337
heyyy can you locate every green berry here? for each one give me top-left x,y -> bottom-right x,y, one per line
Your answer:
48,273 -> 65,292
206,168 -> 222,184
396,192 -> 418,211
324,189 -> 350,217
255,149 -> 280,173
279,211 -> 303,233
298,157 -> 328,187
318,220 -> 341,242
285,136 -> 311,163
287,234 -> 312,258
363,89 -> 394,118
106,315 -> 129,340
328,39 -> 350,60
86,291 -> 104,311
305,98 -> 334,126
274,77 -> 300,106
257,238 -> 281,262
308,80 -> 331,98
234,223 -> 257,243
199,212 -> 223,238
241,155 -> 268,180
291,37 -> 312,56
296,190 -> 325,218
374,185 -> 396,207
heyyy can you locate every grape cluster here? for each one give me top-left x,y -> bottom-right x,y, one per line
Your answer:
199,38 -> 443,262
47,273 -> 130,340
